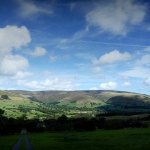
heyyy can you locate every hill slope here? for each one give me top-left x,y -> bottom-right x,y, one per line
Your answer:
0,90 -> 44,118
7,90 -> 150,106
1,90 -> 150,118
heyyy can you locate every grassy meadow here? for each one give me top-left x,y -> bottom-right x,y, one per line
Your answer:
28,128 -> 150,150
0,134 -> 20,150
1,128 -> 149,150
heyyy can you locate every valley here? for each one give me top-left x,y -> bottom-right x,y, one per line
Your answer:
0,90 -> 150,119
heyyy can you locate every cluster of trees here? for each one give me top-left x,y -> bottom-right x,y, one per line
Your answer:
1,95 -> 10,100
42,115 -> 148,131
1,107 -> 149,135
0,109 -> 24,135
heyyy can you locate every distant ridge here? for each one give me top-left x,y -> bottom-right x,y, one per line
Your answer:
6,90 -> 150,104
1,90 -> 150,118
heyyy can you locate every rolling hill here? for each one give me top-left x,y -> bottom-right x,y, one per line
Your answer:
0,90 -> 45,119
6,90 -> 150,107
1,90 -> 150,119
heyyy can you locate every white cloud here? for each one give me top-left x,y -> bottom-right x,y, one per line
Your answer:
144,77 -> 150,86
147,26 -> 150,31
11,71 -> 33,80
92,67 -> 102,73
27,47 -> 47,57
76,53 -> 93,60
17,0 -> 53,17
17,80 -> 42,89
75,63 -> 89,70
72,26 -> 89,40
50,55 -> 58,62
70,2 -> 76,11
144,47 -> 150,52
0,25 -> 31,56
43,70 -> 55,77
136,54 -> 150,65
16,78 -> 78,90
120,67 -> 150,78
92,50 -> 131,65
89,87 -> 98,90
0,55 -> 29,76
86,0 -> 146,35
100,81 -> 118,90
0,25 -> 31,75
122,82 -> 131,87
59,39 -> 69,44
49,53 -> 70,62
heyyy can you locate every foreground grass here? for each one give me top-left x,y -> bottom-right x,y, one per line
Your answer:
0,134 -> 20,150
28,128 -> 150,150
1,128 -> 150,150
19,136 -> 26,150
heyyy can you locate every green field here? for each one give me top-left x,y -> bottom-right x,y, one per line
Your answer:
0,134 -> 20,150
1,128 -> 150,150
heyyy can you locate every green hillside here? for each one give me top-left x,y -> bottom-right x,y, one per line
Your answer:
1,90 -> 150,119
7,90 -> 150,105
0,90 -> 45,119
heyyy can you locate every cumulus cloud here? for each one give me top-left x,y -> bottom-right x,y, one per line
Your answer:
86,0 -> 146,35
0,55 -> 29,76
89,87 -> 98,90
92,50 -> 131,65
0,25 -> 31,75
16,78 -> 78,90
100,81 -> 117,90
120,67 -> 150,78
144,77 -> 150,86
11,71 -> 33,80
27,47 -> 47,57
92,67 -> 102,73
17,0 -> 53,17
122,82 -> 131,87
0,25 -> 31,56
136,54 -> 150,65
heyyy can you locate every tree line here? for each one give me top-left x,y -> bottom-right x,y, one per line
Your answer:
0,108 -> 149,135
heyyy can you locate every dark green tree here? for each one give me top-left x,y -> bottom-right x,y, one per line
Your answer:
1,95 -> 9,100
0,108 -> 4,116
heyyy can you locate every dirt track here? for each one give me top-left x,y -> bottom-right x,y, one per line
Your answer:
12,135 -> 33,150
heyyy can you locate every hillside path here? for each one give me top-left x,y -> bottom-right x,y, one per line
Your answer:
12,134 -> 34,150
12,135 -> 22,150
26,135 -> 34,150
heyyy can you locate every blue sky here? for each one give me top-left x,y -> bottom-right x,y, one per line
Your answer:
1,0 -> 150,94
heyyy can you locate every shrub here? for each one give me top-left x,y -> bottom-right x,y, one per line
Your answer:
1,95 -> 9,100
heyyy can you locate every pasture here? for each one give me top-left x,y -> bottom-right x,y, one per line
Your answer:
1,128 -> 150,150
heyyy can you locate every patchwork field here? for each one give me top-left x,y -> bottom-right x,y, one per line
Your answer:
1,90 -> 150,119
0,90 -> 96,119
